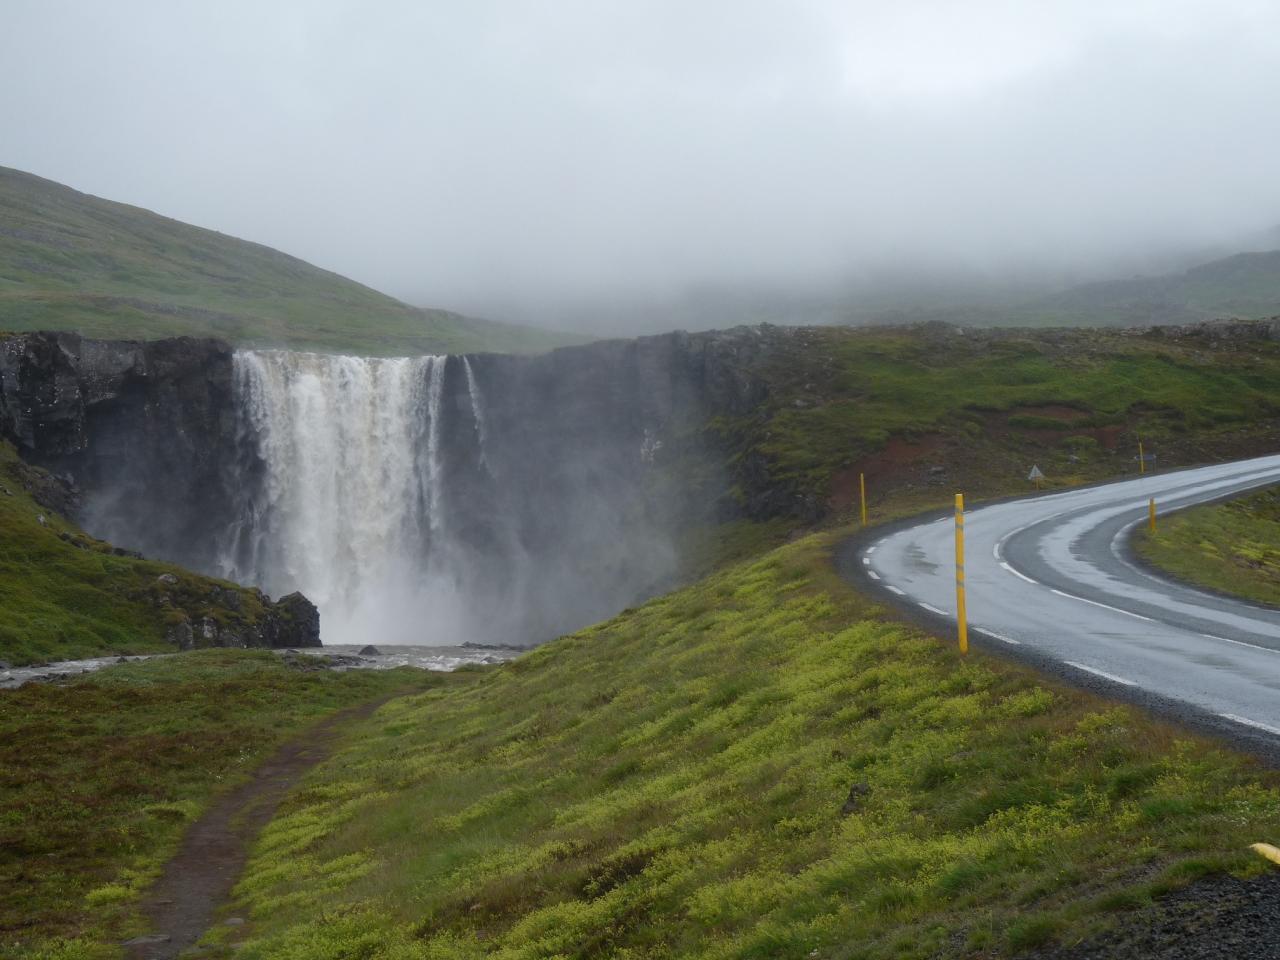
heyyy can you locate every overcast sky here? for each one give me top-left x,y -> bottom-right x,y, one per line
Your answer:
4,1 -> 1280,331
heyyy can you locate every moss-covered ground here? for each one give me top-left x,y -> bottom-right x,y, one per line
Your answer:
1135,485 -> 1280,607
205,532 -> 1280,960
727,325 -> 1280,515
0,650 -> 438,959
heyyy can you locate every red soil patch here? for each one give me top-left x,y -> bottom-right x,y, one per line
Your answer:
830,435 -> 947,513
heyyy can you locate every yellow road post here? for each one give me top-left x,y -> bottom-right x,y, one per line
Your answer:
1139,440 -> 1146,475
1252,842 -> 1280,867
859,472 -> 868,527
955,493 -> 968,654
1149,497 -> 1156,533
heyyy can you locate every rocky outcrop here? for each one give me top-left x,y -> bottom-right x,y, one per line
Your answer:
1133,316 -> 1280,344
161,590 -> 320,651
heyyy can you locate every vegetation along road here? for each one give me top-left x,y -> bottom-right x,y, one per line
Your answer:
840,454 -> 1280,753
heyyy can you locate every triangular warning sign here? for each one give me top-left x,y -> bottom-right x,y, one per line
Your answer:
1028,465 -> 1045,481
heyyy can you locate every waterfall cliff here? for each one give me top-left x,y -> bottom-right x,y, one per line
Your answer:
0,327 -> 788,647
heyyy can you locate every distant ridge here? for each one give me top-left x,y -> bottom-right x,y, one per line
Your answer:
0,166 -> 585,355
1019,249 -> 1280,327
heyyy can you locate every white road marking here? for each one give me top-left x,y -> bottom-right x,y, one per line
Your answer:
919,602 -> 948,616
999,561 -> 1038,585
885,585 -> 905,596
992,541 -> 1003,561
868,570 -> 881,581
980,629 -> 1021,645
862,557 -> 870,566
1049,588 -> 1154,622
1219,713 -> 1280,737
1204,633 -> 1280,655
866,545 -> 876,555
1065,661 -> 1136,686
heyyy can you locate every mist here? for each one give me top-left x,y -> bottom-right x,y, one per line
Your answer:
4,1 -> 1280,334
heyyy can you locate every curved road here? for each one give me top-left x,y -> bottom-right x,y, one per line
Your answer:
838,454 -> 1280,746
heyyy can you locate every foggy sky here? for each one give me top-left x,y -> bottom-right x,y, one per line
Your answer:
4,1 -> 1280,333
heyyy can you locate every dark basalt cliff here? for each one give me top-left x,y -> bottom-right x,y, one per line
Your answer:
0,325 -> 813,645
0,331 -> 319,649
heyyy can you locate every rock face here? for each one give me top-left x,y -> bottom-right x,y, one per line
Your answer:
0,331 -> 240,566
0,325 -> 808,645
0,331 -> 319,650
158,589 -> 320,651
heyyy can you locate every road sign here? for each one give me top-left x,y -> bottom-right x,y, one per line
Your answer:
1028,465 -> 1044,481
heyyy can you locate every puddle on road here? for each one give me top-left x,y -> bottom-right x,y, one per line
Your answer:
904,543 -> 939,575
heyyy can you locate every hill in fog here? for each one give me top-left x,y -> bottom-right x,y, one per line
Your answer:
0,166 -> 586,356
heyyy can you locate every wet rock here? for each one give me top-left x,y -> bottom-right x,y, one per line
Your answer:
272,592 -> 321,648
209,585 -> 243,612
156,573 -> 179,586
358,645 -> 381,656
840,782 -> 870,817
165,618 -> 194,650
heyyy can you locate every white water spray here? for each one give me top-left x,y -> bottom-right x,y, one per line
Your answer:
227,350 -> 467,645
462,356 -> 491,474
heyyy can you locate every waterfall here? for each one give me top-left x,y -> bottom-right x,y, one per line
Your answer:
462,356 -> 491,474
226,350 -> 460,645
207,347 -> 680,650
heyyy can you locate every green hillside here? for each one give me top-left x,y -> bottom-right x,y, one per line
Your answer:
215,534 -> 1280,959
1016,251 -> 1280,327
0,166 -> 583,355
1136,485 -> 1280,607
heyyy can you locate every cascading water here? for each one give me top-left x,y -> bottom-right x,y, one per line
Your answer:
193,346 -> 687,648
224,350 -> 469,645
462,356 -> 491,475
46,336 -> 705,652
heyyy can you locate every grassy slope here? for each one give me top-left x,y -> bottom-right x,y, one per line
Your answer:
221,533 -> 1280,960
730,325 -> 1280,514
1,650 -> 437,959
845,251 -> 1280,328
1021,251 -> 1280,327
0,439 -> 290,665
0,166 -> 583,355
1135,485 -> 1280,607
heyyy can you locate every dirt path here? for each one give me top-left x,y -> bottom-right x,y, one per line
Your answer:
124,695 -> 397,960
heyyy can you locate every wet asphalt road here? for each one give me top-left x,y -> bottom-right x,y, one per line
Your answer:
838,454 -> 1280,749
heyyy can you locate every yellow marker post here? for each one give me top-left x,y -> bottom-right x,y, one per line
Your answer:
1149,497 -> 1156,533
1252,842 -> 1280,867
859,472 -> 868,527
1138,440 -> 1146,475
955,493 -> 968,654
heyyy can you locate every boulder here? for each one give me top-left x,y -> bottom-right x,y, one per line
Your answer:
273,592 -> 321,648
